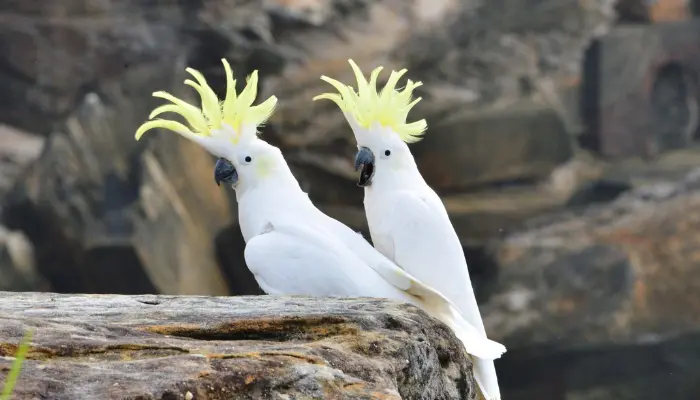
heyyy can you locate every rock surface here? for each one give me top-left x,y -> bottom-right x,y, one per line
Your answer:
0,292 -> 475,400
481,165 -> 700,400
0,123 -> 44,199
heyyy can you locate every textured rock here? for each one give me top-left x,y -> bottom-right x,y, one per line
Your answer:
481,166 -> 700,399
0,292 -> 475,400
274,0 -> 615,192
411,100 -> 573,192
2,90 -> 235,296
0,123 -> 49,290
0,123 -> 44,199
591,21 -> 700,159
616,0 -> 694,22
0,225 -> 48,292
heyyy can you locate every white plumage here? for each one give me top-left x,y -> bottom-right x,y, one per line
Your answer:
314,59 -> 505,400
135,60 -> 507,399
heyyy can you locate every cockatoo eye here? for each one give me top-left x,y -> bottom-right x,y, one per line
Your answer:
244,156 -> 252,163
383,150 -> 391,157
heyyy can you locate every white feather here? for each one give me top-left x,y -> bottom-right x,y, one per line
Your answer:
241,191 -> 506,362
363,184 -> 504,400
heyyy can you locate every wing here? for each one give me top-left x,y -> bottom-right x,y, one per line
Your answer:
257,217 -> 506,361
317,212 -> 460,305
244,222 -> 405,299
377,192 -> 505,398
376,191 -> 477,310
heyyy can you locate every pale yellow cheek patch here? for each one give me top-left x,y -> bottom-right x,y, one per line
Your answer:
255,155 -> 275,179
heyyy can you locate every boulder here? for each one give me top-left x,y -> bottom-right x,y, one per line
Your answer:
481,165 -> 700,399
0,292 -> 476,400
411,100 -> 573,192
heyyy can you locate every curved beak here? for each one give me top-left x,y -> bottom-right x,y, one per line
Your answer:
214,158 -> 238,187
354,146 -> 375,187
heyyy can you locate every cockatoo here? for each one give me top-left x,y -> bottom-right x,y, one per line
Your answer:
134,60 -> 507,378
313,60 -> 503,400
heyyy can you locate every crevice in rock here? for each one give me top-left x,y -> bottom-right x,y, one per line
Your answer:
143,317 -> 358,342
83,246 -> 157,295
437,177 -> 542,198
1,199 -> 89,293
579,38 -> 601,153
650,62 -> 699,152
214,224 -> 264,296
565,179 -> 632,208
0,343 -> 190,361
1,198 -> 156,294
208,351 -> 324,365
693,0 -> 700,16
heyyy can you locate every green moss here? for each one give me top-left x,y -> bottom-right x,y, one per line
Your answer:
1,329 -> 33,400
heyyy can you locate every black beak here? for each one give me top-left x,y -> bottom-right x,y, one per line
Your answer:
214,158 -> 238,187
354,146 -> 375,187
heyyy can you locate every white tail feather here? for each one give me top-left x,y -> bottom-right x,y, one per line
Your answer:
451,293 -> 503,399
400,273 -> 506,361
438,304 -> 506,360
420,297 -> 504,399
473,358 -> 502,400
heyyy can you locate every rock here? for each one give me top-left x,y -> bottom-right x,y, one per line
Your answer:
616,0 -> 694,23
649,0 -> 693,21
0,226 -> 49,291
437,147 -> 700,245
615,0 -> 652,22
0,292 -> 475,400
2,86 -> 237,296
425,152 -> 607,244
591,20 -> 700,159
480,166 -> 700,400
0,123 -> 44,199
411,100 -> 574,192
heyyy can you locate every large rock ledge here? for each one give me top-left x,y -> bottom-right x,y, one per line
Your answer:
0,292 -> 475,400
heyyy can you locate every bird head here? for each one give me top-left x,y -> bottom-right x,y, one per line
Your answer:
313,60 -> 427,187
135,59 -> 283,192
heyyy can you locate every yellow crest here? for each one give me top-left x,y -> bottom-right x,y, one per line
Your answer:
313,60 -> 427,144
135,59 -> 277,144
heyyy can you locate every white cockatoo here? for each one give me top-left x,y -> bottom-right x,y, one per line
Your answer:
134,60 -> 507,376
314,60 -> 503,400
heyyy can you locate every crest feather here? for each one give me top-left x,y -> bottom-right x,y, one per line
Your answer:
313,59 -> 427,143
135,59 -> 277,144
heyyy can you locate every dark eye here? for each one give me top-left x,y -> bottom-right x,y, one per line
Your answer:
384,150 -> 391,156
244,156 -> 252,162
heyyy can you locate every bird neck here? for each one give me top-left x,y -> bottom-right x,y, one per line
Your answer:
234,158 -> 312,242
369,159 -> 427,194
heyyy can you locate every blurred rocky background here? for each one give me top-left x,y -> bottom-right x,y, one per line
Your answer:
1,0 -> 700,399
